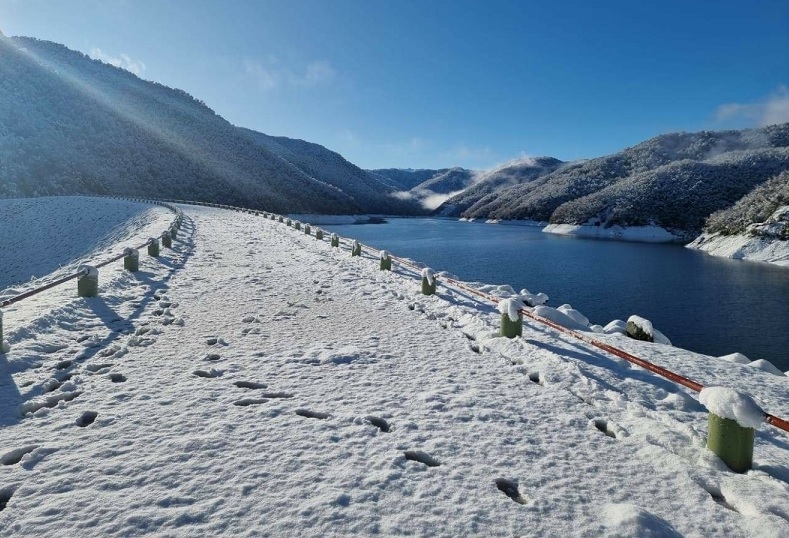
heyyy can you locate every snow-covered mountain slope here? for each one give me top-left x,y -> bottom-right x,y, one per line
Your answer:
688,170 -> 789,265
240,130 -> 420,215
370,167 -> 477,210
442,125 -> 789,240
368,168 -> 453,191
0,196 -> 172,292
0,35 -> 418,215
436,157 -> 564,217
2,199 -> 789,536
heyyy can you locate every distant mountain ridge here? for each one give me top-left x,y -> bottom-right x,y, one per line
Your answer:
0,34 -> 422,215
436,124 -> 789,238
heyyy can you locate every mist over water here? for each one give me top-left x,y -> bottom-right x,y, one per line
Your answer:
324,218 -> 789,371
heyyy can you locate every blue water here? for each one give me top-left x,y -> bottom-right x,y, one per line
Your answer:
324,218 -> 789,371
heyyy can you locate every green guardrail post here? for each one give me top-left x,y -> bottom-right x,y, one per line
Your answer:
331,234 -> 339,247
498,299 -> 523,338
380,250 -> 392,271
421,268 -> 436,295
123,247 -> 139,272
77,266 -> 99,297
315,229 -> 324,240
304,224 -> 311,235
707,413 -> 755,473
286,218 -> 292,226
162,231 -> 172,248
170,225 -> 178,240
294,221 -> 301,231
351,240 -> 362,257
148,237 -> 160,257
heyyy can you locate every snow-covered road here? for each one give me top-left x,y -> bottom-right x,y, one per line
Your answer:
2,204 -> 789,536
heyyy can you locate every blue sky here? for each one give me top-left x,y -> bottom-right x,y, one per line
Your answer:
2,0 -> 788,170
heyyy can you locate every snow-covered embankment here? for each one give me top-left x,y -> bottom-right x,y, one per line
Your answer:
2,201 -> 789,536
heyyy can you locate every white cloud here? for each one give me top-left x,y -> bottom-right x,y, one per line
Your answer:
244,58 -> 337,91
714,86 -> 789,127
90,48 -> 145,76
244,60 -> 280,91
299,60 -> 336,86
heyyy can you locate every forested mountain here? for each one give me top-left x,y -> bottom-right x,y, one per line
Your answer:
369,167 -> 476,209
435,157 -> 564,217
441,124 -> 789,237
368,169 -> 450,191
0,34 -> 422,215
704,169 -> 789,238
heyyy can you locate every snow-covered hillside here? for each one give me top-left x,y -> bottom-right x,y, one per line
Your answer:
0,196 -> 172,292
689,170 -> 789,266
440,125 -> 789,241
2,198 -> 789,536
0,35 -> 418,215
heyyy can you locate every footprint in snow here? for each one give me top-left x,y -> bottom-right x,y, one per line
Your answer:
233,398 -> 268,407
86,363 -> 114,373
495,478 -> 527,504
204,353 -> 222,362
593,418 -> 617,439
0,487 -> 16,512
234,380 -> 267,389
404,450 -> 440,467
193,369 -> 223,378
1,445 -> 38,465
366,416 -> 390,433
76,411 -> 98,427
295,409 -> 330,420
109,373 -> 127,383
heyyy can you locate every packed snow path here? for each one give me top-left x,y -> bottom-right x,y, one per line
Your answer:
2,205 -> 789,536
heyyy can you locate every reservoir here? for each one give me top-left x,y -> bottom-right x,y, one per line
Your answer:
324,218 -> 789,372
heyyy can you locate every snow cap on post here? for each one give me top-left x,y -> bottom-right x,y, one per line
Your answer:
699,387 -> 764,429
77,265 -> 99,298
379,250 -> 391,271
498,298 -> 523,338
421,268 -> 436,295
700,386 -> 763,473
498,298 -> 521,323
123,247 -> 140,272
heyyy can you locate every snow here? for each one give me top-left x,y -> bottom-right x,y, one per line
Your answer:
604,319 -> 627,335
78,265 -> 99,278
699,387 -> 765,429
497,299 -> 521,323
3,199 -> 789,536
380,250 -> 390,260
543,223 -> 682,243
748,359 -> 785,377
556,304 -> 589,327
532,305 -> 592,332
421,267 -> 435,285
0,197 -> 171,291
688,232 -> 789,267
720,352 -> 752,365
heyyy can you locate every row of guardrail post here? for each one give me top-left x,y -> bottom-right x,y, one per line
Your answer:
0,197 -> 183,347
0,195 -> 778,473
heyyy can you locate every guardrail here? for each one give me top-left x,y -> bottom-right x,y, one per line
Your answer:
0,196 -> 183,344
5,196 -> 784,471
